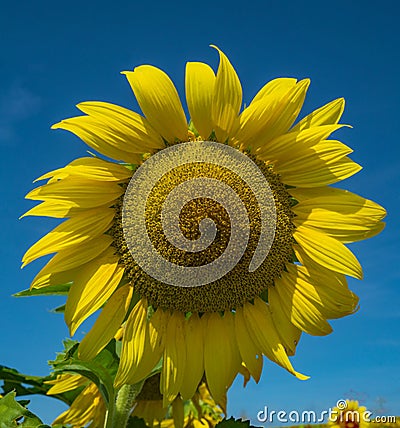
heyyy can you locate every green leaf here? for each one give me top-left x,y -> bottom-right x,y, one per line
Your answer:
121,163 -> 138,172
188,120 -> 199,137
0,365 -> 82,407
50,340 -> 119,406
114,340 -> 122,358
0,366 -> 49,398
49,304 -> 66,314
13,284 -> 71,297
216,417 -> 261,428
49,340 -> 79,367
0,391 -> 50,427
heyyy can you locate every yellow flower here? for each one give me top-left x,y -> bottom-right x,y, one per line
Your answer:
329,400 -> 370,428
46,374 -> 106,427
23,46 -> 386,404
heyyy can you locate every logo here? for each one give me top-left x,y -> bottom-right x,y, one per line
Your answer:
122,141 -> 277,287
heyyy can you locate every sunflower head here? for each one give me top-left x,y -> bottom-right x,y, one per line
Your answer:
23,46 -> 386,404
329,400 -> 370,428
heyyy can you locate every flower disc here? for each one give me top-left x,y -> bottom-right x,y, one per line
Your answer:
115,141 -> 294,312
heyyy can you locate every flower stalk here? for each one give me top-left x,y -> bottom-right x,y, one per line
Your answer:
105,381 -> 144,428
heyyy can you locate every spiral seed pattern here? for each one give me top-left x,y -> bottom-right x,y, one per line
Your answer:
110,141 -> 295,312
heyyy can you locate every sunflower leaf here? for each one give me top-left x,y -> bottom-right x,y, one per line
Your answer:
13,284 -> 71,297
0,366 -> 49,398
49,304 -> 66,314
0,365 -> 84,407
0,391 -> 50,427
50,340 -> 119,406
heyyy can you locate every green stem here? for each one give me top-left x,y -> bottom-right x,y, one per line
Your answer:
106,381 -> 144,428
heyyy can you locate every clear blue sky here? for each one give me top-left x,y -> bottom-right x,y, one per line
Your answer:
1,0 -> 399,424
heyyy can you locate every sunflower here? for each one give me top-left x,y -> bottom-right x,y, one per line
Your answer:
328,400 -> 370,428
22,46 -> 386,404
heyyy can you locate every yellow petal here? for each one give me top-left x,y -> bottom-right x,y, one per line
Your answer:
274,271 -> 333,336
268,289 -> 302,356
292,187 -> 386,221
294,264 -> 359,319
274,139 -> 352,174
279,155 -> 362,187
232,80 -> 298,148
22,208 -> 115,266
26,177 -> 123,208
76,102 -> 164,150
21,201 -> 81,219
46,374 -> 88,395
293,188 -> 386,242
47,172 -> 69,182
52,383 -> 105,427
256,124 -> 345,162
127,307 -> 169,385
39,235 -> 113,273
250,78 -> 298,104
289,185 -> 351,201
243,298 -> 308,380
185,62 -> 215,140
320,222 -> 386,242
204,312 -> 241,402
210,46 -> 242,142
35,157 -> 133,182
29,269 -> 74,290
114,299 -> 149,389
293,225 -> 363,279
180,313 -> 205,400
52,116 -> 143,164
123,66 -> 187,143
161,312 -> 186,406
234,307 -> 263,382
64,249 -> 124,335
172,396 -> 185,428
78,285 -> 133,360
274,264 -> 359,336
250,79 -> 310,151
291,98 -> 345,132
238,364 -> 251,387
30,235 -> 113,289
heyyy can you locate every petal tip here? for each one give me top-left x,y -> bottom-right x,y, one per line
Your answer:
296,372 -> 310,380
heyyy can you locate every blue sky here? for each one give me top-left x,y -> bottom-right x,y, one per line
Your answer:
1,0 -> 399,424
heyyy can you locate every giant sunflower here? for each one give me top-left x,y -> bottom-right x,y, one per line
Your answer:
23,46 -> 386,404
